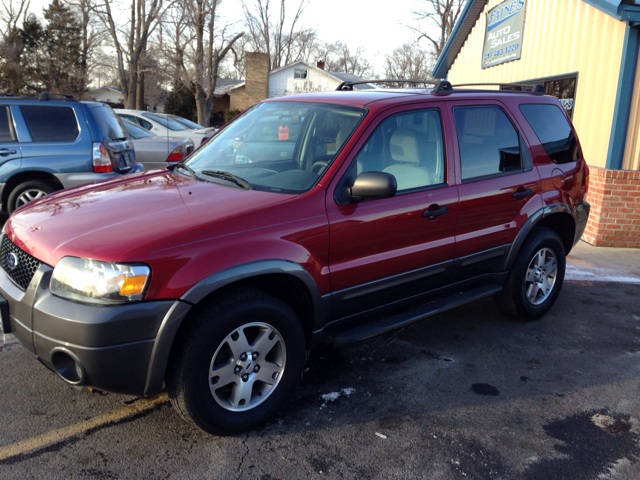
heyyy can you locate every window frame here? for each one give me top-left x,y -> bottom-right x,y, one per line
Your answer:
0,106 -> 17,143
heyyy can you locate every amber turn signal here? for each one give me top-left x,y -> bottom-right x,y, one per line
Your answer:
120,275 -> 148,297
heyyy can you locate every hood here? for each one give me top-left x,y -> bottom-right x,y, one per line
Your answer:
6,170 -> 293,267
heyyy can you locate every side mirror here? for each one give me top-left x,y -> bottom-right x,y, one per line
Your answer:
350,172 -> 397,202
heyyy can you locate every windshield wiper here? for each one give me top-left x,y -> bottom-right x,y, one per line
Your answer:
173,162 -> 198,179
201,170 -> 253,190
111,137 -> 128,142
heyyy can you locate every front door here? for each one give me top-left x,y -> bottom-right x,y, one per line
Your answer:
326,103 -> 459,320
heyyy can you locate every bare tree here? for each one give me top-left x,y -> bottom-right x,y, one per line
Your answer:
384,43 -> 433,86
167,0 -> 243,126
408,0 -> 464,61
92,0 -> 167,109
0,0 -> 29,40
242,0 -> 309,69
325,41 -> 374,78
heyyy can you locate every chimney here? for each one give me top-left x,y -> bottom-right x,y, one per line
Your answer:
245,52 -> 270,109
317,60 -> 325,70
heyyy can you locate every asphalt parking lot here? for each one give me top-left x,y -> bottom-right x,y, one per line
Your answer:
1,241 -> 640,479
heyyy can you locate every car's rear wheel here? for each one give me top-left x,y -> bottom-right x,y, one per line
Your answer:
166,289 -> 306,435
495,227 -> 566,320
8,180 -> 59,213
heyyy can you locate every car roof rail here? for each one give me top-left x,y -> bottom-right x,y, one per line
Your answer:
0,92 -> 15,97
335,79 -> 440,91
39,92 -> 77,102
433,82 -> 545,95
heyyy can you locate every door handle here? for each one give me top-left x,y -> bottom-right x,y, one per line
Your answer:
0,148 -> 17,155
422,205 -> 449,218
512,188 -> 533,199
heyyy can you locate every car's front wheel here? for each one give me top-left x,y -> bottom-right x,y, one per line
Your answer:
167,289 -> 306,435
495,227 -> 566,320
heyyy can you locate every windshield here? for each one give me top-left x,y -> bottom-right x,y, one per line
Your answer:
142,113 -> 188,131
170,115 -> 204,130
182,101 -> 366,194
122,119 -> 155,139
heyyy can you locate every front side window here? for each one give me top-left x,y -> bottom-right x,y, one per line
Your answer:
453,106 -> 524,181
347,108 -> 446,193
182,101 -> 365,194
143,113 -> 187,131
0,107 -> 15,142
20,106 -> 79,142
520,104 -> 578,164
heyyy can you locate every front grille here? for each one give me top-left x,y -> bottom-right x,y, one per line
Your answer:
0,235 -> 42,290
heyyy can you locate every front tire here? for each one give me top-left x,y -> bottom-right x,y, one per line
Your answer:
167,289 -> 306,435
495,227 -> 566,320
7,180 -> 59,213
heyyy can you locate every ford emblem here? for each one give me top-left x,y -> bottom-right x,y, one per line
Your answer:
7,252 -> 18,270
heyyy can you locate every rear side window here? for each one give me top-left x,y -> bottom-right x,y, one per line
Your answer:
20,106 -> 79,142
91,105 -> 128,143
520,104 -> 579,164
453,106 -> 524,182
138,118 -> 153,130
0,107 -> 15,142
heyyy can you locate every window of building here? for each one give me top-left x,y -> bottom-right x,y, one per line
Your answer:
294,68 -> 308,79
0,107 -> 15,142
500,74 -> 577,119
20,106 -> 79,142
453,106 -> 524,181
520,104 -> 579,164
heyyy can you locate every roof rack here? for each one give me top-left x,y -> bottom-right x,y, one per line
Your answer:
39,92 -> 77,101
0,92 -> 15,97
434,82 -> 545,94
335,79 -> 440,91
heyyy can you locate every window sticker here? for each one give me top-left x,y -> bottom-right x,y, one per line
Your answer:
278,125 -> 289,141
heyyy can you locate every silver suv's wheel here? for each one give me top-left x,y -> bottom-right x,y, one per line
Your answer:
167,289 -> 305,436
495,227 -> 566,320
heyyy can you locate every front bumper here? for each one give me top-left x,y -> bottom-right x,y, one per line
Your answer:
0,257 -> 190,396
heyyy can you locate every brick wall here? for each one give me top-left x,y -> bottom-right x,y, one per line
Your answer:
245,52 -> 269,109
582,167 -> 640,247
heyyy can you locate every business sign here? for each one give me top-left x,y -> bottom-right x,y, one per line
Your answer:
482,0 -> 526,68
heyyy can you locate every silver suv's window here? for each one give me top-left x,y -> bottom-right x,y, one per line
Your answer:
20,105 -> 79,142
183,101 -> 366,194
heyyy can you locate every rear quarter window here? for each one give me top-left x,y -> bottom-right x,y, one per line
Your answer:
20,105 -> 79,142
519,104 -> 579,164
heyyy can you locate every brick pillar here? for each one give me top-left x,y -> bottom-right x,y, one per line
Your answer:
245,52 -> 270,109
582,167 -> 640,247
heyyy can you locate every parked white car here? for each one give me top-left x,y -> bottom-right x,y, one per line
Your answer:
115,109 -> 215,145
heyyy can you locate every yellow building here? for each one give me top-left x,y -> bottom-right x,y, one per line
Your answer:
433,0 -> 640,247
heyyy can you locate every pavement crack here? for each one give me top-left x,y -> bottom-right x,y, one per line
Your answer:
236,431 -> 250,480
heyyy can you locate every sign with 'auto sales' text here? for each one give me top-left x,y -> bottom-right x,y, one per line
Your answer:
482,0 -> 526,68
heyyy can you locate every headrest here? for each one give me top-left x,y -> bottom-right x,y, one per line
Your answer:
390,129 -> 420,164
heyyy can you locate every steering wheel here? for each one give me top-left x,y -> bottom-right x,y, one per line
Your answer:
310,161 -> 328,175
235,155 -> 253,164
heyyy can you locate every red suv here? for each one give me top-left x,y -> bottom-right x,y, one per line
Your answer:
0,81 -> 589,435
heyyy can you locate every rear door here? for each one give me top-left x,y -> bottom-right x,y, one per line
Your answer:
446,100 -> 542,280
326,102 -> 459,320
0,106 -> 22,178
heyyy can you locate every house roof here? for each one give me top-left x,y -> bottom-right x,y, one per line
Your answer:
432,0 -> 640,79
225,60 -> 376,93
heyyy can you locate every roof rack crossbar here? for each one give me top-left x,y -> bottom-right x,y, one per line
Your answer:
0,92 -> 15,97
439,82 -> 545,94
39,92 -> 77,101
336,79 -> 438,91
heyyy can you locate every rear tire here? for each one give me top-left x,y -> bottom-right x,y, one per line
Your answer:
7,180 -> 59,213
166,289 -> 306,436
495,227 -> 566,320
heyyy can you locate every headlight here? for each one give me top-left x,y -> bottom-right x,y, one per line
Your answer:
51,257 -> 150,305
